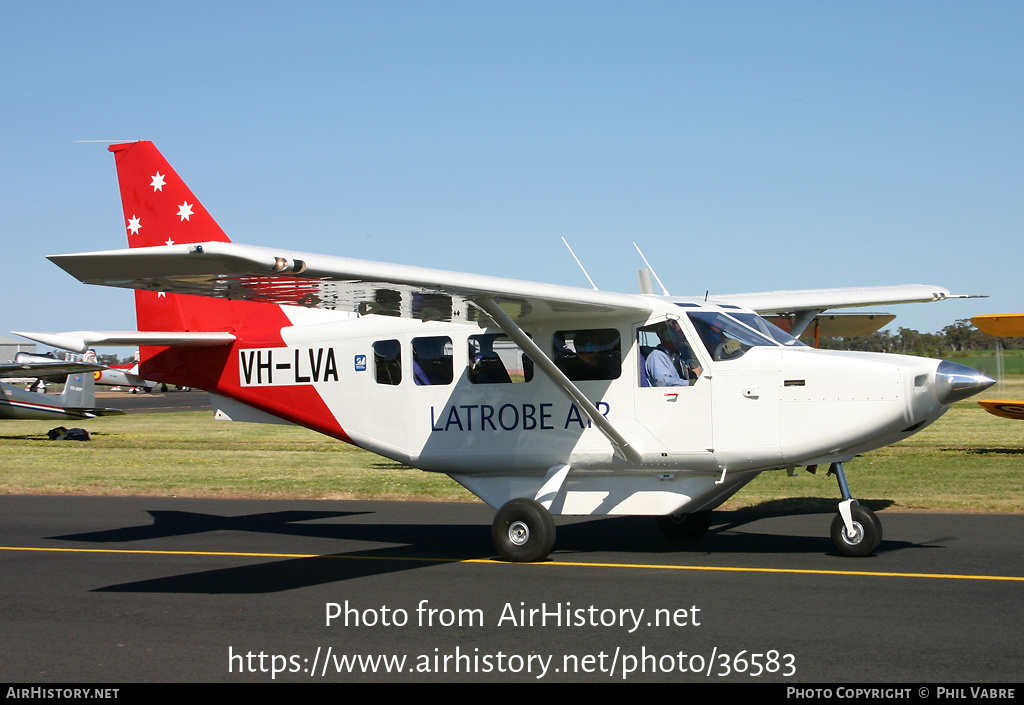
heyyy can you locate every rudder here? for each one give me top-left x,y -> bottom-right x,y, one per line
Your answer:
59,372 -> 96,408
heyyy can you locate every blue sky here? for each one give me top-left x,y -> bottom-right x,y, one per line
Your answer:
1,1 -> 1020,345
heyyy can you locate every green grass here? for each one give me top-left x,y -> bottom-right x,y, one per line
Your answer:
945,349 -> 1024,376
0,413 -> 472,501
1,382 -> 1022,512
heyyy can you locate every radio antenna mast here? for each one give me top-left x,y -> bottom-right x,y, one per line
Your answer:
562,238 -> 599,290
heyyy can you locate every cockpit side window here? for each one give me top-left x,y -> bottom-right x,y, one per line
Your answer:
637,320 -> 702,387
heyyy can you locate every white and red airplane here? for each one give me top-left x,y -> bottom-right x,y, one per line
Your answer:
14,350 -> 158,393
17,141 -> 995,561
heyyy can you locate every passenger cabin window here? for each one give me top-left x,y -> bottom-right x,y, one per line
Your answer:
373,339 -> 401,385
468,334 -> 533,384
412,336 -> 454,385
637,320 -> 703,387
553,329 -> 621,381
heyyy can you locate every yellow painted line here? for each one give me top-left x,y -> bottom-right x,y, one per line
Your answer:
2,545 -> 1022,582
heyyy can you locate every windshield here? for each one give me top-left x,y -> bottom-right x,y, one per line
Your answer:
687,311 -> 779,361
727,313 -> 808,347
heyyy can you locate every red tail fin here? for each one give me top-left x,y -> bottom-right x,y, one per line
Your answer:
110,141 -> 230,249
110,142 -> 291,387
107,142 -> 350,441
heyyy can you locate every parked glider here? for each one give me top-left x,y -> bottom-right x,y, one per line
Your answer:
17,141 -> 995,560
0,361 -> 123,421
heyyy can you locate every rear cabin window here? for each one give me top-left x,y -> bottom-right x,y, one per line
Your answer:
412,336 -> 454,385
553,329 -> 621,381
373,339 -> 401,385
468,333 -> 533,384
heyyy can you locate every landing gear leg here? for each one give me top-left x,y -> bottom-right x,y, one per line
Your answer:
827,462 -> 882,557
492,498 -> 556,562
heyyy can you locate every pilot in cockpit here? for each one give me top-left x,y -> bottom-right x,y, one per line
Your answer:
645,320 -> 702,387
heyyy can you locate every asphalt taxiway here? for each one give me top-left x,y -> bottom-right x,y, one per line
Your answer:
1,495 -> 1020,682
95,389 -> 212,414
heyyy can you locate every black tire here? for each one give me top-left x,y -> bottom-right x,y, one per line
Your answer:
830,504 -> 882,557
655,510 -> 712,540
492,498 -> 556,562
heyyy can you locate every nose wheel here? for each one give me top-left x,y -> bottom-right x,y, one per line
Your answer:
828,462 -> 882,556
830,501 -> 882,556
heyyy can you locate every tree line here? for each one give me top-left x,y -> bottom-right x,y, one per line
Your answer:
815,319 -> 1023,358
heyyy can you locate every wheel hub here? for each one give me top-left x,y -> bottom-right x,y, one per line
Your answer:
842,521 -> 864,545
508,520 -> 530,546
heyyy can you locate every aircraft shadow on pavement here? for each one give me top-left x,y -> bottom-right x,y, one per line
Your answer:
41,498 -> 928,594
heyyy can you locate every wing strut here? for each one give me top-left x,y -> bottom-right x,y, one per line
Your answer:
786,309 -> 822,338
473,297 -> 643,466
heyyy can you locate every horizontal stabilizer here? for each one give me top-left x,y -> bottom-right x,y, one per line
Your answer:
13,331 -> 236,354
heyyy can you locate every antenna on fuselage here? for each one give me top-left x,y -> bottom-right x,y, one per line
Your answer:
632,242 -> 670,296
562,237 -> 599,290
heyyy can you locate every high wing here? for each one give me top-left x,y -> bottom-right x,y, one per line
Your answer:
971,313 -> 1024,338
703,284 -> 978,338
42,242 -> 961,333
44,241 -> 654,328
765,311 -> 896,340
710,284 -> 957,313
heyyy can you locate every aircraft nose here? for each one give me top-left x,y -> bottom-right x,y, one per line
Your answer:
934,360 -> 995,405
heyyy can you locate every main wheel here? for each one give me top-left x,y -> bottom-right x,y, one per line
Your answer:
492,498 -> 556,562
655,510 -> 712,540
830,504 -> 882,557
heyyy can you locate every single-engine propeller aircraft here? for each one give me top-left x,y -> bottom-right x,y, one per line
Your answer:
0,361 -> 122,421
970,313 -> 1024,420
17,141 -> 996,561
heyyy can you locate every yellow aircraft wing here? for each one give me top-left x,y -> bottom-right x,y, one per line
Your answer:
971,313 -> 1024,338
977,399 -> 1024,421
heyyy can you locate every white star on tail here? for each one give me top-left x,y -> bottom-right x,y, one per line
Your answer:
127,215 -> 141,235
150,172 -> 166,191
177,202 -> 193,221
165,238 -> 175,246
